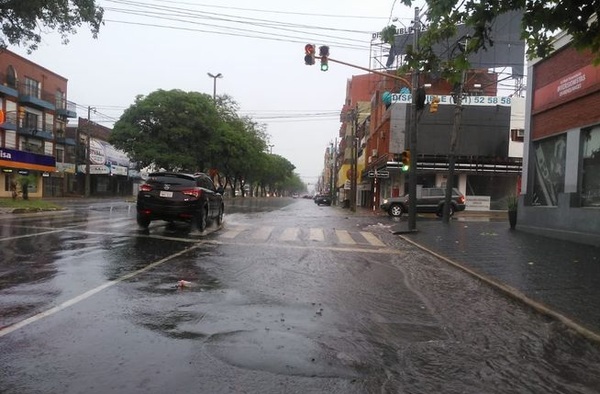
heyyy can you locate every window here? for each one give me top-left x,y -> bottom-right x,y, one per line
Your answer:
531,134 -> 566,206
511,128 -> 525,142
24,77 -> 41,98
55,146 -> 65,163
581,126 -> 600,207
6,66 -> 17,88
21,138 -> 43,154
23,112 -> 39,130
55,90 -> 66,110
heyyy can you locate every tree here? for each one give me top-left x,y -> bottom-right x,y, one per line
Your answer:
0,0 -> 104,52
395,0 -> 600,74
110,89 -> 221,172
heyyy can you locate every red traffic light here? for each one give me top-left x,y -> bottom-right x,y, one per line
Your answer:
304,44 -> 316,65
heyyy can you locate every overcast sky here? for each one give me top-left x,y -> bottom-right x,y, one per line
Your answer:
12,0 -> 424,188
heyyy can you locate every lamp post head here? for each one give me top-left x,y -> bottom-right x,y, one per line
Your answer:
207,72 -> 222,79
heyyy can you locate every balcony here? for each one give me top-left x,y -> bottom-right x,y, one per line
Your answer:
56,99 -> 77,118
19,87 -> 55,111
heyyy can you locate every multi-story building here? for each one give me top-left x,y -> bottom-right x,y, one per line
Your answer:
0,49 -> 77,198
66,118 -> 137,197
520,33 -> 600,245
330,69 -> 525,211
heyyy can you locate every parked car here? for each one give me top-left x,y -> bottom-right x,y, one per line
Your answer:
314,194 -> 332,206
380,187 -> 466,217
136,172 -> 224,231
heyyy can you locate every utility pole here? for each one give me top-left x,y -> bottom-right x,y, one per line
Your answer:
350,106 -> 358,212
84,106 -> 93,198
407,7 -> 421,231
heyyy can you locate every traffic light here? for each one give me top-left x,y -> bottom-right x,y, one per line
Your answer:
304,44 -> 315,65
319,45 -> 329,71
430,95 -> 440,113
401,150 -> 411,172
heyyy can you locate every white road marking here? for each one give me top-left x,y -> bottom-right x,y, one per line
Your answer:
335,229 -> 356,245
309,228 -> 325,242
0,229 -> 63,242
279,227 -> 299,241
0,244 -> 202,338
252,226 -> 274,240
361,231 -> 386,247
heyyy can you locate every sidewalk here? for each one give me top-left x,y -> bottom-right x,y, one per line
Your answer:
391,217 -> 600,342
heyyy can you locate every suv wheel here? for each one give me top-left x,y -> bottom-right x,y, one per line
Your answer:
389,204 -> 404,217
195,207 -> 208,232
216,205 -> 224,225
136,214 -> 150,228
436,204 -> 455,217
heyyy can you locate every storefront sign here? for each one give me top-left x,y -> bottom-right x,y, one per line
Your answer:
391,94 -> 512,106
533,64 -> 600,110
0,147 -> 55,172
465,195 -> 491,211
110,165 -> 128,176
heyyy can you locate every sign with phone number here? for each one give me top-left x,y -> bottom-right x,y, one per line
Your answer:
391,94 -> 512,106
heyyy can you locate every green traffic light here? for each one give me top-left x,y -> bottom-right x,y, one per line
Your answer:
401,164 -> 409,172
320,64 -> 329,71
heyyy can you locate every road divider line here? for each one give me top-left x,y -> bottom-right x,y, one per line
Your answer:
0,244 -> 202,338
0,229 -> 63,242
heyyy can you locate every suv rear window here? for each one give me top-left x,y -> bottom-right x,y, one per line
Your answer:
147,174 -> 196,187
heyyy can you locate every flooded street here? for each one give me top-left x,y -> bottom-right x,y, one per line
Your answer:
1,198 -> 600,393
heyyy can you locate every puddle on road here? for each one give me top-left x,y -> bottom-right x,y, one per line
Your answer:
204,329 -> 363,378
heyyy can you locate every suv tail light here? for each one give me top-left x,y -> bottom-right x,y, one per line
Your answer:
182,188 -> 202,198
140,184 -> 152,192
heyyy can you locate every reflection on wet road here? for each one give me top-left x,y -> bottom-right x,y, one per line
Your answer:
1,199 -> 600,393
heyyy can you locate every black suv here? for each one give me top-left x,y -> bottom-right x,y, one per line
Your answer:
380,187 -> 466,217
136,172 -> 224,231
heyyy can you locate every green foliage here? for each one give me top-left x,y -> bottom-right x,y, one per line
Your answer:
398,0 -> 600,74
0,0 -> 104,52
110,89 -> 221,172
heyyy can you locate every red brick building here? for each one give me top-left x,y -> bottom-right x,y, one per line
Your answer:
520,33 -> 600,244
0,49 -> 78,197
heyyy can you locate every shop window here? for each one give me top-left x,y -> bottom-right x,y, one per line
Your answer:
531,134 -> 566,206
581,126 -> 600,207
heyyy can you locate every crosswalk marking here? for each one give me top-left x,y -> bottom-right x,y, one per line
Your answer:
335,229 -> 356,245
279,227 -> 299,241
252,226 -> 274,240
360,231 -> 385,246
309,228 -> 325,242
222,228 -> 244,239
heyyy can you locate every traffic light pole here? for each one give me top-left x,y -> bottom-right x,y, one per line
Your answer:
325,57 -> 412,88
407,7 -> 421,232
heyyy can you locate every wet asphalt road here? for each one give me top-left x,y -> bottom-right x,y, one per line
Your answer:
1,198 -> 600,394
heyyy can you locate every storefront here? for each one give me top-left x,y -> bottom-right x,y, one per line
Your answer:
0,147 -> 56,198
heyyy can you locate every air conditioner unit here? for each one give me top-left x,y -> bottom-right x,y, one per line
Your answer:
371,149 -> 378,157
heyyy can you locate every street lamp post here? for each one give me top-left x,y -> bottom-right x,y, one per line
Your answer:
207,72 -> 223,101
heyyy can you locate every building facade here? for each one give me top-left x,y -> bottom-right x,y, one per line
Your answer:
0,49 -> 77,198
520,34 -> 600,245
347,70 -> 524,211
